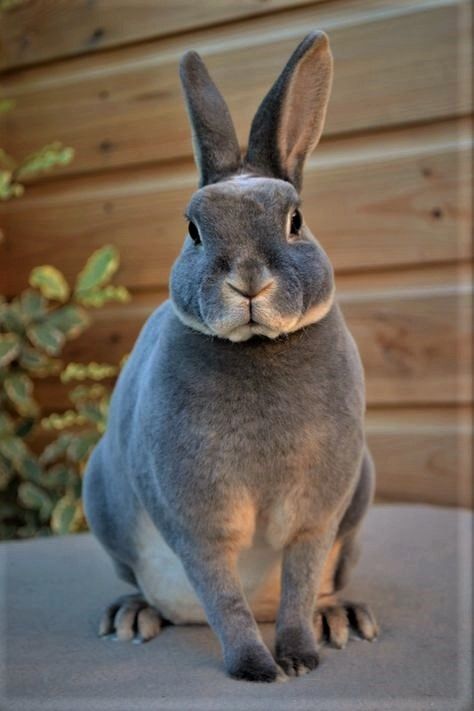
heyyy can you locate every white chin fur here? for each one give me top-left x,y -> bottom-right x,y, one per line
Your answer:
171,303 -> 214,336
171,288 -> 335,342
285,286 -> 335,334
226,323 -> 281,342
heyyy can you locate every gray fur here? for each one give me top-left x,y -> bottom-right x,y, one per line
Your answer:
179,51 -> 241,186
246,31 -> 333,190
84,31 -> 377,683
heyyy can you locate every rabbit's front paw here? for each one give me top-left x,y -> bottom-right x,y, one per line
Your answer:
227,643 -> 285,683
315,599 -> 379,649
275,626 -> 320,677
98,593 -> 162,643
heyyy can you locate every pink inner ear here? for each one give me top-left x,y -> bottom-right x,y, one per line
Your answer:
278,39 -> 333,182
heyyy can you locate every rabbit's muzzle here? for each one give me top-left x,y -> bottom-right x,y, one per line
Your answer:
225,277 -> 274,300
191,255 -> 303,342
208,276 -> 301,343
225,258 -> 274,300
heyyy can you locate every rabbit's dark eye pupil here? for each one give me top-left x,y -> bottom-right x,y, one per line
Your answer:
290,209 -> 302,235
188,221 -> 201,245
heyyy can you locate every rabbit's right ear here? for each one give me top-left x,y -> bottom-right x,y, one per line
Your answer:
245,32 -> 333,191
180,51 -> 242,187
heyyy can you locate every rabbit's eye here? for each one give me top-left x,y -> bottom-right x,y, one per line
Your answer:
290,209 -> 302,236
188,221 -> 201,245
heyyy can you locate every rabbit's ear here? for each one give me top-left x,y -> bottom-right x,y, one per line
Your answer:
246,32 -> 333,191
180,51 -> 241,186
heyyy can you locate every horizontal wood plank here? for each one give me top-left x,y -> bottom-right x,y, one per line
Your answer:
1,0 -> 470,178
0,0 -> 318,72
368,407 -> 472,508
339,285 -> 472,407
31,265 -> 472,410
1,120 -> 470,295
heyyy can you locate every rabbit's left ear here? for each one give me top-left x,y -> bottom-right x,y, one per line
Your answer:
245,32 -> 333,191
180,51 -> 241,187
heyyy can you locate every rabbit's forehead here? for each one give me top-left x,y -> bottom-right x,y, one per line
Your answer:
187,176 -> 298,218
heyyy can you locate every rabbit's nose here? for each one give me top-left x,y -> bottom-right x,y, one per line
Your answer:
226,278 -> 274,299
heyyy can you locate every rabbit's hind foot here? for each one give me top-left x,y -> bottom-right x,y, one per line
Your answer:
99,593 -> 163,643
314,597 -> 379,649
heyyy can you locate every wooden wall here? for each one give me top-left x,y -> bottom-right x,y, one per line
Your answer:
0,0 -> 472,507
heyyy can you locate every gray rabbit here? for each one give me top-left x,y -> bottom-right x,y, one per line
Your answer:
84,31 -> 378,682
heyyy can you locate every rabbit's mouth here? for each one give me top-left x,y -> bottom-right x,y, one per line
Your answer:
208,279 -> 300,341
211,283 -> 335,342
171,279 -> 335,342
225,321 -> 283,343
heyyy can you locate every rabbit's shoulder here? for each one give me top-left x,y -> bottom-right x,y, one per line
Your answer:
106,300 -> 174,430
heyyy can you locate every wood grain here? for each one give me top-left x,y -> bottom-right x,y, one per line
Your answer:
31,265 -> 472,411
340,281 -> 472,407
368,407 -> 472,508
1,120 -> 470,295
1,0 -> 470,178
0,0 -> 317,71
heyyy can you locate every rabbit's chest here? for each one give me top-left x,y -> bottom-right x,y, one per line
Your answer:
133,509 -> 283,624
132,477 -> 332,624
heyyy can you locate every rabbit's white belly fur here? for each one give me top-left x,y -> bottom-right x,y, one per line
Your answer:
133,510 -> 282,624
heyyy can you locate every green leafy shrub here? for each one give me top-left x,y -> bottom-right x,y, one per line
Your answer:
0,0 -> 26,12
0,93 -> 131,539
0,247 -> 130,539
0,99 -> 74,200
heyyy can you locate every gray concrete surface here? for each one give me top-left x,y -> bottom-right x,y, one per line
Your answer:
0,505 -> 472,711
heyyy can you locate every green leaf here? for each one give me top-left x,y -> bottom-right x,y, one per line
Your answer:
0,0 -> 27,12
19,346 -> 62,376
0,334 -> 19,367
67,431 -> 100,463
20,289 -> 48,321
15,143 -> 74,180
0,412 -> 14,436
75,245 -> 120,295
77,401 -> 106,425
0,170 -> 24,200
47,304 -> 89,338
18,482 -> 53,522
14,417 -> 36,439
60,361 -> 118,383
0,300 -> 24,332
21,455 -> 44,484
0,98 -> 15,114
41,409 -> 85,431
0,434 -> 28,466
29,266 -> 70,302
69,383 -> 107,404
76,285 -> 130,308
70,476 -> 83,499
4,372 -> 39,416
39,434 -> 73,465
42,463 -> 77,490
0,454 -> 13,490
0,498 -> 18,520
51,495 -> 77,534
27,321 -> 65,355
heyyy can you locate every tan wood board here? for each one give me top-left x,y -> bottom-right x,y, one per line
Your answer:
0,0 -> 318,71
1,0 -> 470,178
368,407 -> 472,508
